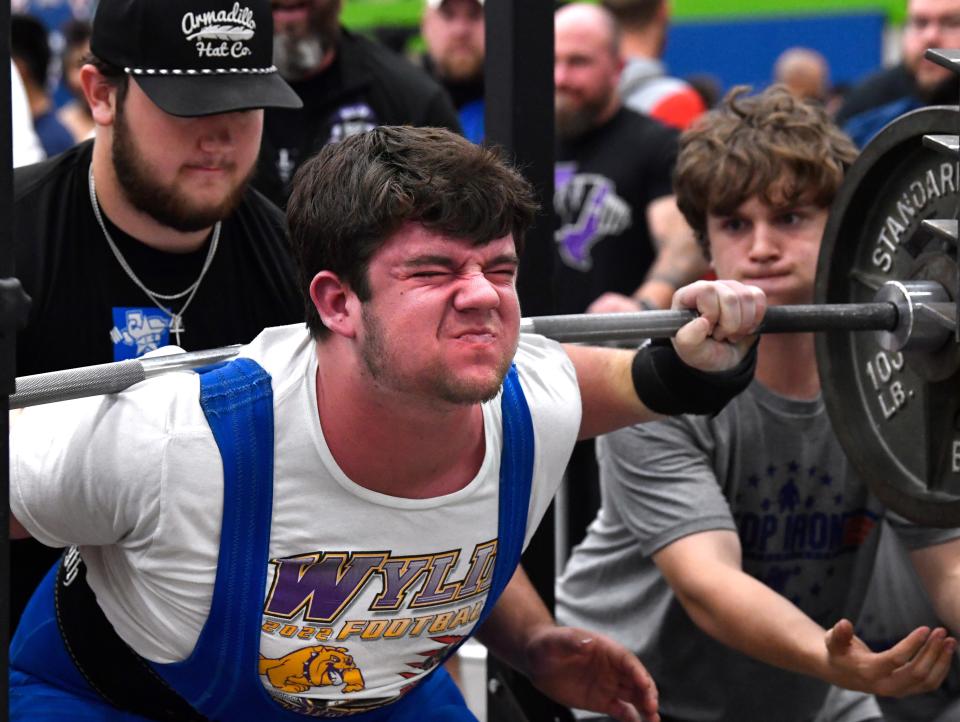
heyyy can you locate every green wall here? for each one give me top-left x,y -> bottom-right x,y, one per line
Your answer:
671,1 -> 900,22
341,0 -> 904,29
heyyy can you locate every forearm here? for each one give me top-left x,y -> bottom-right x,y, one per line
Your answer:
661,531 -> 954,698
657,532 -> 840,684
474,566 -> 554,676
675,565 -> 835,681
911,538 -> 960,633
640,195 -> 708,309
926,569 -> 960,635
634,248 -> 708,310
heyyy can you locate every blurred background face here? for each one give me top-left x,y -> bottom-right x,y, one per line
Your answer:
902,0 -> 960,92
63,42 -> 89,99
272,0 -> 342,80
554,7 -> 622,140
422,0 -> 485,83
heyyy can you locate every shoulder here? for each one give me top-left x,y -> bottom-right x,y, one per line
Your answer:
615,107 -> 679,144
239,324 -> 314,399
836,64 -> 916,123
14,139 -> 91,205
234,185 -> 287,228
514,333 -> 577,379
606,410 -> 708,459
14,362 -> 207,458
342,30 -> 449,99
225,186 -> 293,255
512,334 -> 581,415
606,382 -> 760,458
646,85 -> 706,131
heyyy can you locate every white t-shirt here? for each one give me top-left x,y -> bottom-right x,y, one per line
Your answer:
11,60 -> 44,168
11,325 -> 581,715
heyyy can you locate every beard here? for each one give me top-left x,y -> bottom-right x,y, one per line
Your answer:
112,104 -> 251,233
359,304 -> 513,406
554,91 -> 611,141
433,46 -> 484,84
273,1 -> 341,81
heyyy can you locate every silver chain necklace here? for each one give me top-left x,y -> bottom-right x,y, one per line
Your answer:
88,164 -> 220,346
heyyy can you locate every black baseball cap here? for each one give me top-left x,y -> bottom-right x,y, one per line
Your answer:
91,0 -> 303,117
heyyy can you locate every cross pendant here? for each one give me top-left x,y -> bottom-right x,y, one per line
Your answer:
170,314 -> 185,346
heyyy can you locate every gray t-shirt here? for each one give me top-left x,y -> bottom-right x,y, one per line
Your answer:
858,522 -> 960,722
556,381 -> 958,722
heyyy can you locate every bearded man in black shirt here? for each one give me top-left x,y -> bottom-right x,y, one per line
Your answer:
552,2 -> 705,317
12,0 -> 306,633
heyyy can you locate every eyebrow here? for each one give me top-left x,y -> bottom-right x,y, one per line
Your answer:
402,253 -> 520,269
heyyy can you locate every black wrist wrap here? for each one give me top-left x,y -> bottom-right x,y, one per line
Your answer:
631,337 -> 758,416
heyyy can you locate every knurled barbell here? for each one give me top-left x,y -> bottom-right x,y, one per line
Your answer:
9,279 -> 956,411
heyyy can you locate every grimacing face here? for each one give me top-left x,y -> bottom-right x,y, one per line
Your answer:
356,225 -> 521,407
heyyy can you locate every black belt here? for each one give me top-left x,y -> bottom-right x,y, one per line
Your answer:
54,546 -> 207,721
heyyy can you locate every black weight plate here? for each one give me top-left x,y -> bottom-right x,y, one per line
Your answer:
816,106 -> 960,527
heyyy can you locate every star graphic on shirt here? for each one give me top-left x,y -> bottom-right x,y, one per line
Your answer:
826,567 -> 835,577
788,461 -> 799,473
834,494 -> 845,506
808,466 -> 818,477
748,475 -> 760,488
810,583 -> 822,597
766,464 -> 778,477
778,480 -> 801,512
820,474 -> 833,486
761,498 -> 771,511
762,565 -> 794,593
805,496 -> 816,509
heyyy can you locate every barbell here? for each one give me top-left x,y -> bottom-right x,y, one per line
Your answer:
9,80 -> 960,527
10,280 -> 954,409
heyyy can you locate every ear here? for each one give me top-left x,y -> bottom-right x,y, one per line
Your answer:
79,65 -> 118,127
309,271 -> 360,339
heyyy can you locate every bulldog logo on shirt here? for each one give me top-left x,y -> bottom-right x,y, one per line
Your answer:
259,644 -> 365,694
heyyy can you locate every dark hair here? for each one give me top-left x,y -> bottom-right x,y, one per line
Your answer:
287,126 -> 539,338
11,14 -> 51,89
674,85 -> 858,258
62,18 -> 92,52
600,0 -> 662,29
80,51 -> 130,106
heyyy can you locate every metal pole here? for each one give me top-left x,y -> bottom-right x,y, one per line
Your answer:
483,0 -> 560,716
2,2 -> 15,716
